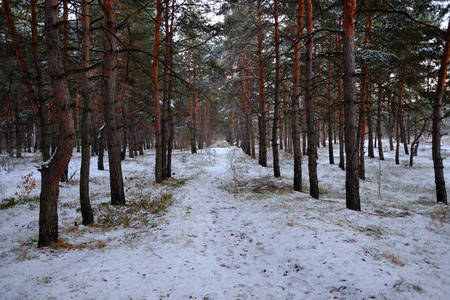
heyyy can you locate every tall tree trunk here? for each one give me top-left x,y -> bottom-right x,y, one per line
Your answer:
188,46 -> 197,154
338,73 -> 345,171
79,0 -> 94,225
367,84 -> 375,158
272,0 -> 281,178
395,66 -> 406,165
432,19 -> 450,205
98,124 -> 105,170
305,0 -> 318,198
359,64 -> 367,179
39,0 -> 76,247
327,36 -> 334,165
376,76 -> 384,160
343,0 -> 360,211
162,0 -> 172,179
13,94 -> 22,158
153,0 -> 163,183
337,33 -> 345,171
291,0 -> 304,192
257,0 -> 267,167
102,0 -> 125,205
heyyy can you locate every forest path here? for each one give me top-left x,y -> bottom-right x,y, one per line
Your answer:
147,147 -> 345,299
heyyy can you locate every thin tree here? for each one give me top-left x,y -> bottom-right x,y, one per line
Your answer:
257,0 -> 267,167
343,0 -> 360,211
102,0 -> 126,205
305,0 -> 318,198
432,18 -> 450,205
376,76 -> 385,160
272,0 -> 281,177
153,0 -> 163,183
79,0 -> 94,225
291,0 -> 304,191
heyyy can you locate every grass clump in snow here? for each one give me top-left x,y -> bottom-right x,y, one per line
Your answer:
162,178 -> 187,188
97,193 -> 174,228
0,195 -> 39,210
0,198 -> 17,210
48,238 -> 107,251
431,205 -> 450,223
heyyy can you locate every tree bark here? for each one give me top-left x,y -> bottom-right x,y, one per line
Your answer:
327,36 -> 334,165
79,0 -> 94,225
257,0 -> 267,167
102,0 -> 126,205
305,0 -> 318,198
39,0 -> 76,247
432,19 -> 450,205
291,0 -> 304,192
153,0 -> 163,183
272,0 -> 281,178
343,0 -> 360,211
376,76 -> 384,160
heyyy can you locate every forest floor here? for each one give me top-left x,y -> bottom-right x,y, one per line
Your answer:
1,140 -> 450,299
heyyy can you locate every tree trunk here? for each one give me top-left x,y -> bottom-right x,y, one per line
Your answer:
257,0 -> 267,167
13,94 -> 22,158
367,84 -> 375,158
343,0 -> 360,211
291,0 -> 304,192
153,0 -> 163,183
39,0 -> 76,247
359,64 -> 367,179
327,37 -> 334,165
272,0 -> 281,178
376,77 -> 384,160
432,19 -> 450,205
102,0 -> 125,205
305,0 -> 318,198
79,0 -> 94,225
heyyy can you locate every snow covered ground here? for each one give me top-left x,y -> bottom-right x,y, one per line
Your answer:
1,140 -> 450,299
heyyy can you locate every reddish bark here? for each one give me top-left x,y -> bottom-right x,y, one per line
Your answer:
102,0 -> 125,205
343,0 -> 361,211
291,0 -> 304,191
39,0 -> 76,247
79,0 -> 94,225
432,19 -> 450,204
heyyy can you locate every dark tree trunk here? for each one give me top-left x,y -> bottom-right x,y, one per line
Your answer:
13,95 -> 22,158
359,66 -> 367,180
98,125 -> 105,170
153,0 -> 163,183
343,0 -> 360,211
337,46 -> 345,171
367,85 -> 375,158
102,0 -> 125,205
79,0 -> 94,225
257,0 -> 267,167
291,0 -> 304,191
327,38 -> 334,165
272,0 -> 281,178
376,77 -> 384,160
39,0 -> 76,247
305,0 -> 318,198
432,19 -> 450,205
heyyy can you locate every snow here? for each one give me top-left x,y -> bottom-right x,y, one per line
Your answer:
1,140 -> 450,299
